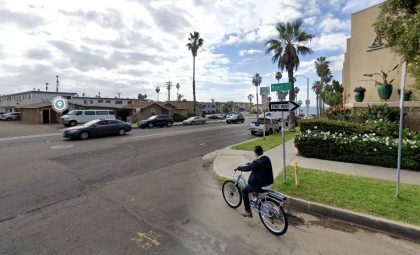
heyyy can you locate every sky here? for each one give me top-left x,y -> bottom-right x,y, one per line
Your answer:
0,0 -> 384,105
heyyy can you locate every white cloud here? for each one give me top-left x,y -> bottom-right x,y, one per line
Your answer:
311,33 -> 349,52
342,0 -> 383,13
0,0 -> 369,103
239,49 -> 262,56
318,14 -> 350,33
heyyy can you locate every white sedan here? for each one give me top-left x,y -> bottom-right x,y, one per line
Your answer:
183,116 -> 206,125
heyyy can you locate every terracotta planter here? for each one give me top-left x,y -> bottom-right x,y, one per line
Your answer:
377,84 -> 392,101
354,92 -> 365,102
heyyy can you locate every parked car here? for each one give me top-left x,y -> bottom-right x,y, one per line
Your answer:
226,113 -> 245,124
138,115 -> 173,129
63,119 -> 132,140
0,112 -> 21,121
183,116 -> 206,125
249,117 -> 281,136
258,112 -> 289,126
208,114 -> 225,120
61,109 -> 115,127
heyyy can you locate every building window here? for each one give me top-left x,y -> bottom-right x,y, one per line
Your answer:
84,100 -> 88,104
105,100 -> 111,103
127,101 -> 132,104
98,100 -> 103,103
90,100 -> 93,104
29,94 -> 31,100
150,108 -> 156,114
115,100 -> 123,104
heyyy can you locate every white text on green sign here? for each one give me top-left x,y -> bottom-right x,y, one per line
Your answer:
271,82 -> 293,92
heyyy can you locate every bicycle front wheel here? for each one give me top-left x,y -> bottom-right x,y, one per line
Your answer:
258,197 -> 288,235
222,180 -> 242,208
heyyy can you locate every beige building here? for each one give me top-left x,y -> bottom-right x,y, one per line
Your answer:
342,3 -> 419,130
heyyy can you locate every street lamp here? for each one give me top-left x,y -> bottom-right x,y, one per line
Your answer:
295,75 -> 310,118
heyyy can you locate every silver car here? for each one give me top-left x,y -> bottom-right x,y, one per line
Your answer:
183,116 -> 206,125
0,112 -> 21,121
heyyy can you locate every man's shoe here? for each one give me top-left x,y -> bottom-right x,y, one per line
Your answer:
241,210 -> 253,218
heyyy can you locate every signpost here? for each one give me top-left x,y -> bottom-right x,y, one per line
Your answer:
260,86 -> 270,96
269,101 -> 299,183
271,82 -> 293,92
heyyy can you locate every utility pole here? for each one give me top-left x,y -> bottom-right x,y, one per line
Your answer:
56,75 -> 59,92
45,82 -> 48,91
117,93 -> 121,98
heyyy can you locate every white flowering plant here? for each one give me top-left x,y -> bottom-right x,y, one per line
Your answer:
295,129 -> 420,170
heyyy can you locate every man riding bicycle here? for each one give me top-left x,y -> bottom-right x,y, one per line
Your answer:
235,145 -> 274,218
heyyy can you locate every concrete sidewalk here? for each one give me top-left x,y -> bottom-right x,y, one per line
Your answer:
208,138 -> 420,242
212,139 -> 420,185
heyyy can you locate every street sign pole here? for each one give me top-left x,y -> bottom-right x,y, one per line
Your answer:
281,111 -> 286,183
396,62 -> 406,197
263,110 -> 266,140
269,101 -> 299,184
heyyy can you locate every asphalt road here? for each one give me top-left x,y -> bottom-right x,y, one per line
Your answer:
0,122 -> 419,254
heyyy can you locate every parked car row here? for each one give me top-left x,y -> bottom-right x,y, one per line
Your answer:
62,112 -> 247,140
0,112 -> 21,121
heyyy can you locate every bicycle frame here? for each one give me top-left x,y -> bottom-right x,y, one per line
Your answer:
231,171 -> 287,216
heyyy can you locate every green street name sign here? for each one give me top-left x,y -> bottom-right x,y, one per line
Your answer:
271,82 -> 293,92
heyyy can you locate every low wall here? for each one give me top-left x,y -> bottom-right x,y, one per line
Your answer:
345,101 -> 420,131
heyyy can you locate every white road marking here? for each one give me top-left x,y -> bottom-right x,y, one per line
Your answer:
199,143 -> 207,146
0,132 -> 62,142
50,144 -> 74,149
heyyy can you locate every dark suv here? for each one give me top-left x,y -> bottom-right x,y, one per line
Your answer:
138,115 -> 173,128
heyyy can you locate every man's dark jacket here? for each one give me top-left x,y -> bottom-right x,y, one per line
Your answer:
237,156 -> 274,188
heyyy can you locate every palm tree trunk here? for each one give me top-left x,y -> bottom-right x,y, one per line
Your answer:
288,69 -> 296,129
192,56 -> 196,115
256,86 -> 259,115
316,94 -> 319,117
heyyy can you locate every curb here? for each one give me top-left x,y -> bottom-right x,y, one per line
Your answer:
285,197 -> 420,243
209,148 -> 420,243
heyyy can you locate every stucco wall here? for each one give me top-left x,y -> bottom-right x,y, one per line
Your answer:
342,4 -> 418,105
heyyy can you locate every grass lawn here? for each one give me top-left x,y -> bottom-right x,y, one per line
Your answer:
232,131 -> 295,151
273,167 -> 420,226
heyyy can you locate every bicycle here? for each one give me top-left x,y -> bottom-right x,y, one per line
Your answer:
221,169 -> 288,235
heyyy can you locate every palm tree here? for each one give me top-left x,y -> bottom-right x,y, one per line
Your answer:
294,87 -> 300,99
166,82 -> 172,101
275,71 -> 282,82
252,73 -> 262,114
265,19 -> 314,129
312,81 -> 322,116
155,86 -> 160,102
176,83 -> 180,97
314,57 -> 332,114
247,94 -> 254,113
186,31 -> 204,115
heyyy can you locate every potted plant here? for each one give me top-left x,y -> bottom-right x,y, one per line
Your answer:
363,64 -> 398,101
353,87 -> 366,102
398,89 -> 412,101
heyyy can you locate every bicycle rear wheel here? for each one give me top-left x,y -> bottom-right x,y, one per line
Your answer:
222,180 -> 242,208
258,197 -> 288,235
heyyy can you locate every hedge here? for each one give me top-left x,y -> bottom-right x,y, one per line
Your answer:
300,118 -> 373,135
295,130 -> 420,170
